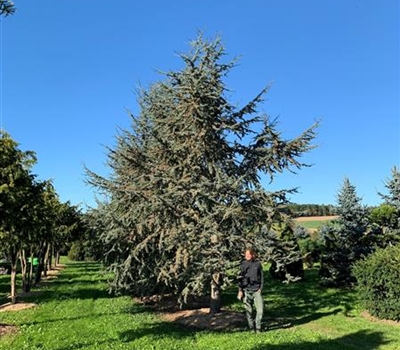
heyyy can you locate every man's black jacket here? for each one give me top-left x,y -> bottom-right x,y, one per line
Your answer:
238,259 -> 264,292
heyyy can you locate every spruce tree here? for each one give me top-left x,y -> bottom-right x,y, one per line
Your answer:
267,223 -> 304,282
374,166 -> 400,245
86,34 -> 318,306
319,178 -> 370,287
379,167 -> 400,213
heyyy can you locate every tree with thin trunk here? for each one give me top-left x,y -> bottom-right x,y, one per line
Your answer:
32,182 -> 59,285
19,179 -> 48,293
86,34 -> 319,307
0,131 -> 37,303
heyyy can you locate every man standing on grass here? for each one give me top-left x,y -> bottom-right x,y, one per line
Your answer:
237,247 -> 264,333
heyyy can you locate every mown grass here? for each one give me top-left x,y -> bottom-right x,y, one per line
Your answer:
296,220 -> 327,230
295,217 -> 338,231
0,259 -> 399,350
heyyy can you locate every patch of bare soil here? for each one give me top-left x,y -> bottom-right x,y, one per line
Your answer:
0,324 -> 18,337
295,216 -> 338,222
361,311 -> 400,326
160,307 -> 246,332
136,295 -> 246,332
0,303 -> 37,338
41,264 -> 66,280
0,264 -> 66,337
0,302 -> 36,312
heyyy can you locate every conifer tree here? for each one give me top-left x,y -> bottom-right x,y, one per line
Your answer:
379,167 -> 400,213
373,166 -> 400,245
267,223 -> 304,282
0,0 -> 15,17
319,178 -> 370,287
86,34 -> 318,306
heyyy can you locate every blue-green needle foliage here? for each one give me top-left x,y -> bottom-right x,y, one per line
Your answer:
85,33 -> 319,306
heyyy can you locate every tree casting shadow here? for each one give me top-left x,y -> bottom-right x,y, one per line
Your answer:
252,329 -> 389,350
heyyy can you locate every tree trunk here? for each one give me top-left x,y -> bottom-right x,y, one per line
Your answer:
56,250 -> 60,265
209,272 -> 222,314
10,265 -> 17,304
19,249 -> 28,293
9,251 -> 19,304
27,251 -> 34,292
34,243 -> 47,286
48,244 -> 53,269
43,244 -> 51,275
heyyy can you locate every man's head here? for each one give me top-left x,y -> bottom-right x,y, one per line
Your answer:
244,247 -> 256,261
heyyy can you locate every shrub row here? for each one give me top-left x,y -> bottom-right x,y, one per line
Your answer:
352,244 -> 400,322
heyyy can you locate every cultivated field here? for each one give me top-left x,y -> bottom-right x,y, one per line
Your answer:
295,216 -> 338,222
295,216 -> 338,233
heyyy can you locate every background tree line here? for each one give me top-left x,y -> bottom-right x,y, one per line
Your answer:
287,203 -> 337,217
0,131 -> 85,304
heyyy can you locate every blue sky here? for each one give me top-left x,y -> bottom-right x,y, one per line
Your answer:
1,0 -> 399,210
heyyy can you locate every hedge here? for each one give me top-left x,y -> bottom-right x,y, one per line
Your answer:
352,244 -> 400,321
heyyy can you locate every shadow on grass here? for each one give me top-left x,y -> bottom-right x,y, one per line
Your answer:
119,321 -> 196,342
17,261 -> 115,304
1,262 -> 395,350
262,307 -> 344,331
21,286 -> 113,304
53,321 -> 196,350
52,325 -> 390,350
262,268 -> 358,325
21,303 -> 151,327
61,261 -> 103,271
266,269 -> 357,318
0,275 -> 10,295
218,267 -> 360,332
252,329 -> 389,350
0,261 -> 107,304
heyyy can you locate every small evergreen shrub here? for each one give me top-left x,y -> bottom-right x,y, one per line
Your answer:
68,241 -> 85,261
352,244 -> 400,321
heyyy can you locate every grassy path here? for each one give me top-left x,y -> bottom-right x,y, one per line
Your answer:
0,260 -> 399,349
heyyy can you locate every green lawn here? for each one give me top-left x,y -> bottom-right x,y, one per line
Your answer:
0,260 -> 399,350
297,220 -> 326,230
295,218 -> 338,231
